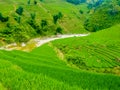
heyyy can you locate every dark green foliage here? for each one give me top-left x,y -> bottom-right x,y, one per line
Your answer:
56,27 -> 63,34
67,55 -> 86,67
84,3 -> 120,32
53,15 -> 59,24
87,0 -> 104,9
0,25 -> 31,43
53,12 -> 63,24
79,10 -> 83,14
9,27 -> 27,42
0,13 -> 9,22
0,28 -> 12,35
28,20 -> 42,34
66,0 -> 86,5
0,13 -> 3,21
14,16 -> 21,23
6,23 -> 11,28
41,20 -> 48,28
34,0 -> 37,5
16,6 -> 24,15
58,12 -> 63,19
40,0 -> 43,2
30,12 -> 36,20
27,0 -> 31,5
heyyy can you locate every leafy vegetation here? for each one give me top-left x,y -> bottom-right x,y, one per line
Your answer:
66,0 -> 86,5
52,24 -> 120,75
0,43 -> 120,90
0,13 -> 9,22
0,0 -> 120,90
0,0 -> 88,45
16,6 -> 24,15
84,0 -> 120,32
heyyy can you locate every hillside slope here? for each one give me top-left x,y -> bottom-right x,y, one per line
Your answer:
0,0 -> 88,45
52,24 -> 120,75
0,44 -> 120,90
0,24 -> 120,90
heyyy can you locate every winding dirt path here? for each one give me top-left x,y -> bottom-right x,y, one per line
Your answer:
0,33 -> 89,51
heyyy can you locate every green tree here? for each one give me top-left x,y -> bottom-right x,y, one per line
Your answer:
27,0 -> 31,5
58,12 -> 63,19
14,16 -> 21,23
53,15 -> 59,24
34,0 -> 37,5
16,6 -> 24,15
0,13 -> 9,22
56,27 -> 63,34
41,20 -> 48,28
79,10 -> 84,14
53,12 -> 63,24
30,12 -> 36,20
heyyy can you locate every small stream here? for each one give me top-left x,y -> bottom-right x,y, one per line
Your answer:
0,33 -> 89,51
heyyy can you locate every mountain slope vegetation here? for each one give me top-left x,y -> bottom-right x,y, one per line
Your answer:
0,0 -> 120,44
0,42 -> 120,90
52,24 -> 120,75
0,0 -> 120,90
0,0 -> 88,45
84,0 -> 120,31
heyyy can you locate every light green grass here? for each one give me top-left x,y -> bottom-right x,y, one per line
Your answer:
0,0 -> 120,90
0,0 -> 88,33
0,43 -> 120,90
52,24 -> 120,74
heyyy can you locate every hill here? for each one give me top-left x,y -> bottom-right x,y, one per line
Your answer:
0,0 -> 120,89
0,0 -> 120,45
51,24 -> 120,75
0,0 -> 89,45
0,24 -> 120,90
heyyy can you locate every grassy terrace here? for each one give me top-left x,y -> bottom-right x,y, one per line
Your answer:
52,24 -> 120,75
0,45 -> 120,90
0,25 -> 120,90
0,0 -> 120,90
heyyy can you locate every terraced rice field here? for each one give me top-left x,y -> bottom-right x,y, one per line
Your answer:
0,44 -> 120,90
51,25 -> 120,75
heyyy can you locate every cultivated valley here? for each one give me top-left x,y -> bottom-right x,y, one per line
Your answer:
0,0 -> 120,90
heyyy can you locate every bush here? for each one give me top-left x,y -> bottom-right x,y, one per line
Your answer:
56,27 -> 63,34
66,0 -> 86,5
30,12 -> 36,20
84,4 -> 120,32
34,0 -> 37,5
28,20 -> 42,34
41,20 -> 48,28
53,15 -> 59,24
27,0 -> 31,5
14,16 -> 21,23
79,10 -> 83,14
53,12 -> 63,24
0,13 -> 9,22
16,6 -> 24,15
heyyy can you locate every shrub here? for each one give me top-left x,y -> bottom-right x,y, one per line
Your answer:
41,20 -> 48,28
27,0 -> 31,5
66,0 -> 86,5
16,6 -> 24,15
14,16 -> 21,23
30,12 -> 36,20
84,4 -> 120,32
56,27 -> 63,34
0,13 -> 9,22
79,10 -> 83,14
53,15 -> 59,24
53,12 -> 63,24
34,0 -> 37,5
